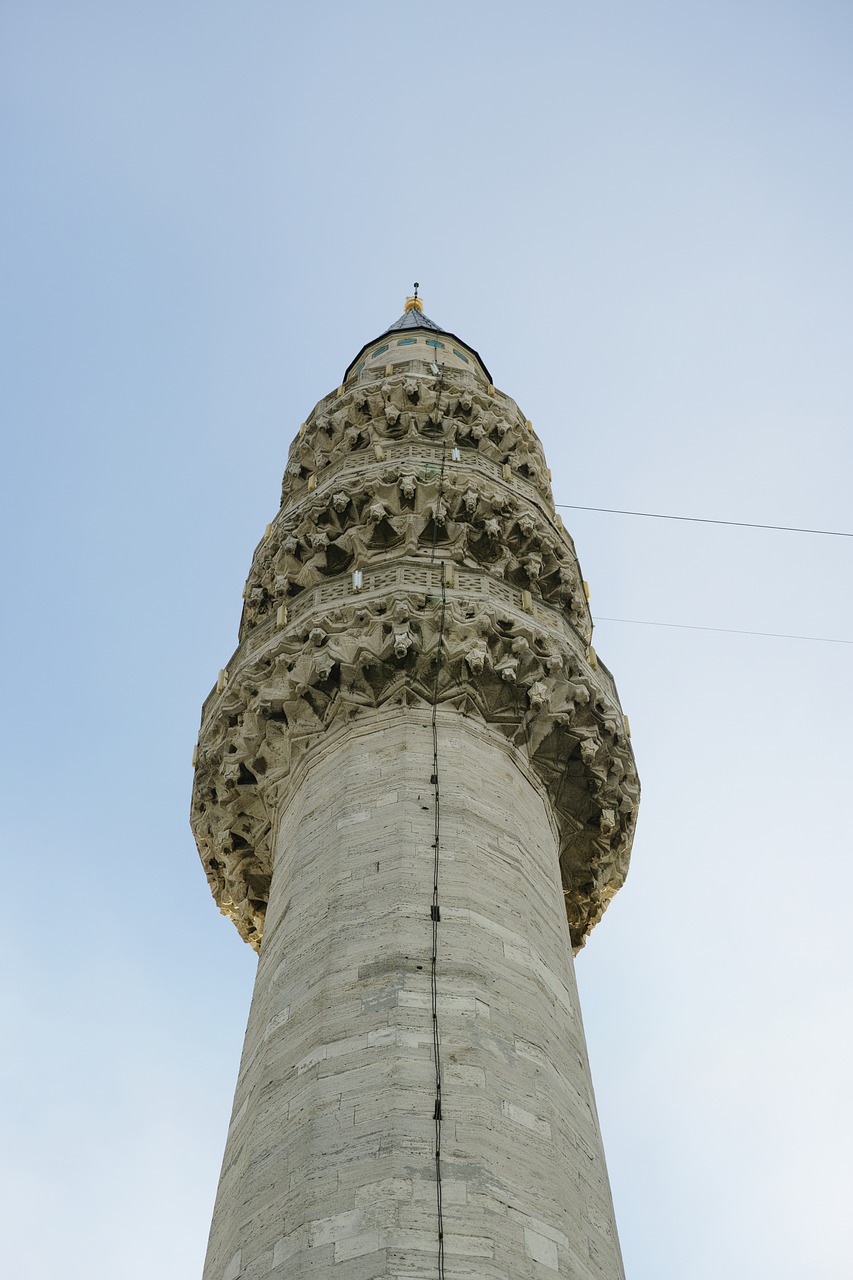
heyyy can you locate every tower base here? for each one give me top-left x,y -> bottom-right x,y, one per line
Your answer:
204,708 -> 625,1280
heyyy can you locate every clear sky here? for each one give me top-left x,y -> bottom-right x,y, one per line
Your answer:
2,3 -> 852,1277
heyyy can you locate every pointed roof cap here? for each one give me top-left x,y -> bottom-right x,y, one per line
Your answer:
343,291 -> 491,382
385,306 -> 445,333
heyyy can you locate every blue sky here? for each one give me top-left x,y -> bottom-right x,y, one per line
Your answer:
2,3 -> 852,1276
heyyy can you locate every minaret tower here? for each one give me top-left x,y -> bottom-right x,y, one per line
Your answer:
191,292 -> 639,1280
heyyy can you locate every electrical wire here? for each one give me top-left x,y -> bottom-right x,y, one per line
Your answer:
556,503 -> 853,539
428,372 -> 447,1280
553,501 -> 853,644
593,615 -> 853,644
429,562 -> 447,1280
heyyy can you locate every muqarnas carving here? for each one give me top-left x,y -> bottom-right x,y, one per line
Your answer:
191,370 -> 639,955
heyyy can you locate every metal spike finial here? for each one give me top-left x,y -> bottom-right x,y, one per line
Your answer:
404,282 -> 424,314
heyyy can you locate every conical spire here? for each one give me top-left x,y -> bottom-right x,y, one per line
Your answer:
384,306 -> 445,333
382,282 -> 444,332
343,287 -> 491,382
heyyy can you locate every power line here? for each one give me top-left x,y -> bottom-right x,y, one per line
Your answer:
594,615 -> 853,645
429,562 -> 447,1280
429,387 -> 447,1280
556,503 -> 853,539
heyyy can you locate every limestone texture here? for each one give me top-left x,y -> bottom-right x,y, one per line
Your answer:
192,305 -> 639,1278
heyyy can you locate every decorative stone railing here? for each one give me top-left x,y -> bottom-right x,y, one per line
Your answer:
191,364 -> 639,955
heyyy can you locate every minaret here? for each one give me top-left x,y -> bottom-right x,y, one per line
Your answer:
191,292 -> 639,1280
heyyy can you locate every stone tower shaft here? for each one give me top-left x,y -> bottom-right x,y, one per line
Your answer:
191,302 -> 639,1279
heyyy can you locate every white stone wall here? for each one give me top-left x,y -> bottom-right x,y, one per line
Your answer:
203,708 -> 624,1280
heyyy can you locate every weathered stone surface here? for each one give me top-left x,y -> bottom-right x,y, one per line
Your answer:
191,366 -> 638,952
201,710 -> 626,1280
192,319 -> 638,1279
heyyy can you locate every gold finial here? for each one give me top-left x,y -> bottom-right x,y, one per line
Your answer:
404,281 -> 423,313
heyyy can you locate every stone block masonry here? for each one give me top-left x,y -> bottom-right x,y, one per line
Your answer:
203,709 -> 625,1280
191,301 -> 638,1278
